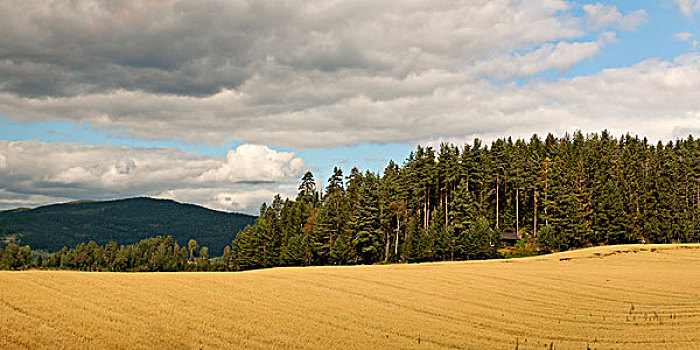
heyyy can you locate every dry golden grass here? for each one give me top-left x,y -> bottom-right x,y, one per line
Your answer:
2,244 -> 700,349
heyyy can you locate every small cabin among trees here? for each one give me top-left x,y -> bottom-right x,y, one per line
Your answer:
500,231 -> 521,247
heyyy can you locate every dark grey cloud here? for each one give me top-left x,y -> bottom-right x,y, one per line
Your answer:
0,0 -> 669,149
0,0 -> 296,97
0,0 -> 585,99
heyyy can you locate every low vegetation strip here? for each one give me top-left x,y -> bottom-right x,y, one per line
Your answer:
1,244 -> 699,349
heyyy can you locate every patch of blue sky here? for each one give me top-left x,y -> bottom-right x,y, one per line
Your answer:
526,0 -> 698,83
279,142 -> 415,188
0,115 -> 237,157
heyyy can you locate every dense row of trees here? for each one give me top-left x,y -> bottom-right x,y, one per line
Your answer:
3,131 -> 699,273
232,131 -> 700,270
0,237 -> 229,272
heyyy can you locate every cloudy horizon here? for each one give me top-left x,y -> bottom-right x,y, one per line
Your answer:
1,0 -> 699,214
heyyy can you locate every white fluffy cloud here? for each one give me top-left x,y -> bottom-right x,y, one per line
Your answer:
675,32 -> 695,41
674,32 -> 698,51
420,54 -> 700,146
583,4 -> 647,31
468,41 -> 603,80
0,141 -> 305,213
199,145 -> 305,183
675,0 -> 700,17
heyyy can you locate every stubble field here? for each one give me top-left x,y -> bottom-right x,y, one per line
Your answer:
2,244 -> 700,349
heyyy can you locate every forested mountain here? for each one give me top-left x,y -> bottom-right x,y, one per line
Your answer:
233,131 -> 700,270
0,197 -> 255,255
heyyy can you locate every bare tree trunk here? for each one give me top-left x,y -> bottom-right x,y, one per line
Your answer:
445,184 -> 449,226
395,218 -> 400,256
401,205 -> 408,259
385,230 -> 390,263
496,174 -> 499,230
544,180 -> 549,227
426,187 -> 430,231
424,187 -> 428,231
516,187 -> 519,235
534,187 -> 538,237
331,200 -> 337,258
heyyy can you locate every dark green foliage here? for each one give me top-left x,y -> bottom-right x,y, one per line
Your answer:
0,244 -> 34,270
461,216 -> 500,259
427,206 -> 450,261
32,236 -> 223,272
1,244 -> 21,270
232,132 -> 700,271
350,171 -> 383,264
0,197 -> 255,255
537,225 -> 563,252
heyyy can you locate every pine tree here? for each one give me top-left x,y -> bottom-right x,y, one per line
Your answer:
188,239 -> 199,262
313,167 -> 346,264
222,245 -> 232,267
428,206 -> 450,261
2,244 -> 20,270
350,171 -> 382,264
459,216 -> 496,259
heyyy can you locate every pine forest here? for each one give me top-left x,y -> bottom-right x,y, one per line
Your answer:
231,131 -> 700,270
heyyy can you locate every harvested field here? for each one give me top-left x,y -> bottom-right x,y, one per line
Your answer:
2,244 -> 700,349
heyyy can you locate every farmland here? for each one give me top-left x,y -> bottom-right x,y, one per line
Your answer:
2,244 -> 700,349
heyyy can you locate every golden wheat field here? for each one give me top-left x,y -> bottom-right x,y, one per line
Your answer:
2,244 -> 700,350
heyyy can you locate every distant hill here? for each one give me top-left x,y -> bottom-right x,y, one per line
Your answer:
0,197 -> 256,255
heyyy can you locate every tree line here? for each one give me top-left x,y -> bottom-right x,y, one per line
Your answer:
3,131 -> 699,272
0,237 -> 231,272
231,131 -> 700,270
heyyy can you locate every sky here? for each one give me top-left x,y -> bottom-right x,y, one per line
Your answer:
0,0 -> 699,215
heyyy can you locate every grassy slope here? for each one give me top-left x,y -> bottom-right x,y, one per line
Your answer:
2,244 -> 700,349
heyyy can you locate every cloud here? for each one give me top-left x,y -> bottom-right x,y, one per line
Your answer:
0,0 -> 693,153
198,144 -> 305,183
420,54 -> 700,147
583,4 -> 647,31
2,54 -> 700,149
675,0 -> 700,17
0,0 -> 580,99
0,0 -> 605,148
675,32 -> 698,50
0,1 -> 697,212
468,41 -> 603,80
675,32 -> 695,41
0,141 -> 305,213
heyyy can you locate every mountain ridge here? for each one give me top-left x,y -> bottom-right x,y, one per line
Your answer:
0,197 -> 256,255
